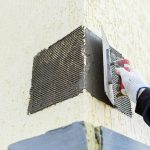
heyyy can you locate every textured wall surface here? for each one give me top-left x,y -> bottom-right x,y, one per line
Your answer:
83,0 -> 150,145
0,0 -> 150,149
84,0 -> 150,82
0,0 -> 84,149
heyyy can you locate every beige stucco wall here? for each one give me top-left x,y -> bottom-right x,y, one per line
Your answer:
0,0 -> 84,149
0,0 -> 150,149
83,0 -> 150,144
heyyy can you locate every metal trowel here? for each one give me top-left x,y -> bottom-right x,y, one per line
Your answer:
101,28 -> 115,105
102,28 -> 131,104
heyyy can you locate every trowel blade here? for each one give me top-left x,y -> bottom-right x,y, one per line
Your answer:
101,28 -> 115,105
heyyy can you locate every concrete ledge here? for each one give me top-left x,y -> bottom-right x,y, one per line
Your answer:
8,121 -> 150,150
8,122 -> 95,150
96,126 -> 150,150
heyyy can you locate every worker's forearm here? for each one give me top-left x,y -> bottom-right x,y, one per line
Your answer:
135,87 -> 150,126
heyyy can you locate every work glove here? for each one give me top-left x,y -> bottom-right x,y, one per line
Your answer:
115,67 -> 149,103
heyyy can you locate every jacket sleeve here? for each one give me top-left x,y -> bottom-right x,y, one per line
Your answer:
135,87 -> 150,127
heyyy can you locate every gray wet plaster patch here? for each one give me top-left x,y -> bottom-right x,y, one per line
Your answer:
28,26 -> 108,114
8,121 -> 97,150
28,26 -> 131,117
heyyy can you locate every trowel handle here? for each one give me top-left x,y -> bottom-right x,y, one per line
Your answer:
115,59 -> 130,95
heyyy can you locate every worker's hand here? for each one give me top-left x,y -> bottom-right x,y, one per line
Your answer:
116,67 -> 148,103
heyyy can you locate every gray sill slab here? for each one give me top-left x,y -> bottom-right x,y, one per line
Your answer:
8,122 -> 88,150
99,126 -> 150,150
8,122 -> 150,150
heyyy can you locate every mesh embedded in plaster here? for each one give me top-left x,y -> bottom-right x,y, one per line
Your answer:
28,26 -> 85,114
110,48 -> 132,117
28,26 -> 132,117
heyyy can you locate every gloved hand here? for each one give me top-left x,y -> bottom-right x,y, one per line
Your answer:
115,67 -> 149,103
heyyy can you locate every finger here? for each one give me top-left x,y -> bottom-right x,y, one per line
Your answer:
115,69 -> 120,75
121,88 -> 127,95
116,59 -> 130,66
115,67 -> 129,76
